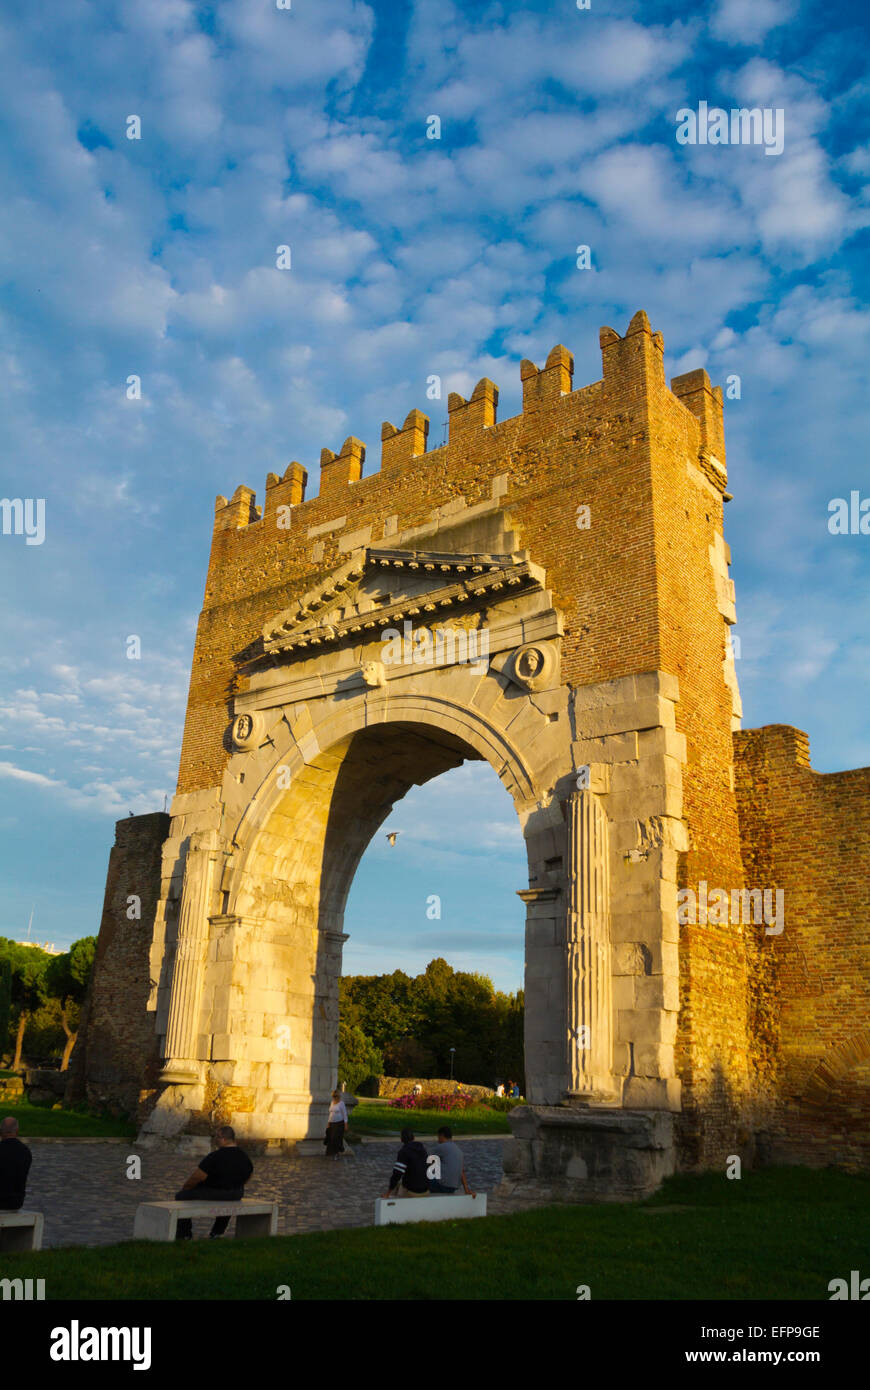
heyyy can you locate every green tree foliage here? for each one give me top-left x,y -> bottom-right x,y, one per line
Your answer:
0,936 -> 97,1070
44,936 -> 96,1071
341,958 -> 524,1088
0,938 -> 52,1069
0,958 -> 11,1063
337,1021 -> 384,1094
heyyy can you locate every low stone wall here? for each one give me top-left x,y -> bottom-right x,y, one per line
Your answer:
376,1076 -> 495,1100
25,1069 -> 67,1104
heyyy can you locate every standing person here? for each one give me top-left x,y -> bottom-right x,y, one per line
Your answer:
325,1088 -> 348,1159
381,1127 -> 429,1199
428,1125 -> 476,1197
0,1116 -> 32,1210
173,1125 -> 254,1240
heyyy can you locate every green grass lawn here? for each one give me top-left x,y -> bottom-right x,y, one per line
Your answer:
4,1167 -> 866,1300
0,1097 -> 135,1138
351,1101 -> 510,1135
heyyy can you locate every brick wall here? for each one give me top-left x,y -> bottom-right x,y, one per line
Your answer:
66,812 -> 169,1116
734,725 -> 870,1169
78,313 -> 870,1173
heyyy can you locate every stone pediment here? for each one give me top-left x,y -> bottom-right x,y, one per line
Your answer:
261,547 -> 545,657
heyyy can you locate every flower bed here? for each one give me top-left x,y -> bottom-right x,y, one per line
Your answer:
388,1090 -> 477,1112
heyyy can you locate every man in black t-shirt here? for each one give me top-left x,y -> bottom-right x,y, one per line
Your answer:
381,1127 -> 430,1199
0,1116 -> 32,1210
173,1125 -> 254,1240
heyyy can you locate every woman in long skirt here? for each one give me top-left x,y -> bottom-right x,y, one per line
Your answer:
325,1088 -> 348,1159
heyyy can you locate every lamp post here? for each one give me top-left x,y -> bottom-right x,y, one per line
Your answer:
449,1047 -> 456,1081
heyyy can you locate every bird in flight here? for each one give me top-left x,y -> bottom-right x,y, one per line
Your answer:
386,831 -> 400,847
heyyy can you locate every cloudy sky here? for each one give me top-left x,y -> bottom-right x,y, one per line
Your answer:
0,0 -> 867,991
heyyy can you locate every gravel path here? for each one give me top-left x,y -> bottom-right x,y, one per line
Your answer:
21,1137 -> 516,1248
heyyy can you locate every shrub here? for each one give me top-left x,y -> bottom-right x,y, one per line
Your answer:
422,1091 -> 477,1111
387,1093 -> 420,1110
387,1090 -> 478,1112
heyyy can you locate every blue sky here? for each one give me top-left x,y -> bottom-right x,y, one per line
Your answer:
0,0 -> 867,991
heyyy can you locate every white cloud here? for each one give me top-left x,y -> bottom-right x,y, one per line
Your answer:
711,0 -> 797,47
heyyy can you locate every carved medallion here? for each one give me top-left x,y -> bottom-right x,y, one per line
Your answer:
361,660 -> 387,688
511,641 -> 557,692
230,711 -> 265,750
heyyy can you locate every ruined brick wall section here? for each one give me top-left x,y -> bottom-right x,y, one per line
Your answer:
734,726 -> 870,1170
175,325 -> 672,796
644,346 -> 752,1168
66,812 -> 168,1117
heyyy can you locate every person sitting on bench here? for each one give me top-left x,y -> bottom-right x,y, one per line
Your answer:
428,1125 -> 475,1197
0,1116 -> 32,1211
174,1125 -> 254,1240
381,1127 -> 430,1199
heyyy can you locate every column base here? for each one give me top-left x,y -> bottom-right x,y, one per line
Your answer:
495,1104 -> 675,1204
157,1061 -> 203,1085
564,1087 -> 622,1107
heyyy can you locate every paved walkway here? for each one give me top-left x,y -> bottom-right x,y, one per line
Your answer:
23,1138 -> 516,1248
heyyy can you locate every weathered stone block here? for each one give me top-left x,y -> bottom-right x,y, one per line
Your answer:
635,975 -> 680,1011
617,1009 -> 678,1045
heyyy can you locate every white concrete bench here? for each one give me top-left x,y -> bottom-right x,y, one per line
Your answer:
374,1193 -> 486,1226
133,1199 -> 279,1242
0,1210 -> 44,1251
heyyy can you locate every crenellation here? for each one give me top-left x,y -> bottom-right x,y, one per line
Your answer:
262,461 -> 307,520
521,344 -> 574,413
215,483 -> 258,531
448,376 -> 499,442
319,436 -> 365,496
76,310 -> 870,1183
671,367 -> 726,469
381,407 -> 429,472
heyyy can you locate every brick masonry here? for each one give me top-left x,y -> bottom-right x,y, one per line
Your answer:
73,312 -> 870,1174
66,813 -> 169,1116
734,725 -> 870,1170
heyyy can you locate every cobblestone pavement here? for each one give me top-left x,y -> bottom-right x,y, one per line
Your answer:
23,1138 -> 517,1248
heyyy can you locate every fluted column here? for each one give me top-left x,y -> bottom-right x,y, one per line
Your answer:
159,829 -> 219,1083
566,791 -> 613,1095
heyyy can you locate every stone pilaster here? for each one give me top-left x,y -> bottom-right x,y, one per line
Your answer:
159,829 -> 219,1083
566,791 -> 615,1098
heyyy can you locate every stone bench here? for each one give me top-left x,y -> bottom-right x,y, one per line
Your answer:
374,1193 -> 487,1226
0,1210 -> 44,1251
133,1200 -> 279,1242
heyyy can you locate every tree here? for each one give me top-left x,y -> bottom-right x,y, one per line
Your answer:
337,1021 -> 384,1093
44,936 -> 96,1071
0,958 -> 11,1063
9,951 -> 49,1070
339,958 -> 525,1089
384,1035 -> 435,1077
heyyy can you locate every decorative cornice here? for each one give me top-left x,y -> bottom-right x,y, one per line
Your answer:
259,547 -> 544,660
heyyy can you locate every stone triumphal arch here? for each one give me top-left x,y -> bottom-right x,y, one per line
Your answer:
71,313 -> 870,1197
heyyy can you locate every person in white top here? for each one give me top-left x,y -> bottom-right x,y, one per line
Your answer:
325,1088 -> 349,1159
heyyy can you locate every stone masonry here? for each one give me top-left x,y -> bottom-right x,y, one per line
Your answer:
73,313 -> 870,1197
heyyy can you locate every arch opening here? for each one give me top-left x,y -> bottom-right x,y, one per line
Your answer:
221,718 -> 540,1142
